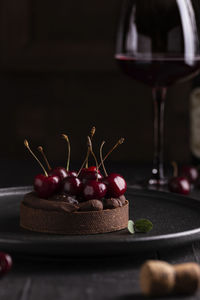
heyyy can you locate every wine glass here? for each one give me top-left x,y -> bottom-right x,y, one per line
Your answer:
115,0 -> 200,185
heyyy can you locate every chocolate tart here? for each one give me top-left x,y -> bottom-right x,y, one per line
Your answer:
20,192 -> 129,235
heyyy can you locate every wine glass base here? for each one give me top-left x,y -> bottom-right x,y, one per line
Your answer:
148,177 -> 168,186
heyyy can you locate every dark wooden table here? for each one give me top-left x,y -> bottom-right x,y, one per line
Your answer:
1,160 -> 200,300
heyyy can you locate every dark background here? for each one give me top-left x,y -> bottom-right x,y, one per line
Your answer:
0,0 -> 192,169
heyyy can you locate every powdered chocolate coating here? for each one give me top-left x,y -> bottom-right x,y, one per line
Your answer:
79,200 -> 103,211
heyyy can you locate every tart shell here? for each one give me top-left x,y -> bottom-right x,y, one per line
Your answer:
20,195 -> 129,235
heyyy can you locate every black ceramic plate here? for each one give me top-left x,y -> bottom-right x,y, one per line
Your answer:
1,186 -> 200,258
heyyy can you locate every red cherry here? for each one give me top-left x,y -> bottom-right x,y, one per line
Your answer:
168,176 -> 190,195
79,167 -> 102,182
34,174 -> 60,198
82,180 -> 107,200
87,166 -> 98,172
67,170 -> 77,177
79,167 -> 100,177
103,173 -> 127,198
180,165 -> 199,183
50,167 -> 78,180
49,167 -> 68,181
62,176 -> 82,196
82,171 -> 103,183
0,252 -> 12,275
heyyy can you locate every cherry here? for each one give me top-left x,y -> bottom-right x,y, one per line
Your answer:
49,167 -> 77,180
62,176 -> 82,196
169,162 -> 191,195
168,176 -> 190,195
103,173 -> 127,198
82,180 -> 107,200
99,140 -> 127,198
180,165 -> 199,183
49,167 -> 68,181
83,171 -> 103,182
38,147 -> 68,181
67,170 -> 77,177
24,140 -> 60,198
34,174 -> 60,198
79,167 -> 102,183
86,166 -> 98,172
0,252 -> 12,275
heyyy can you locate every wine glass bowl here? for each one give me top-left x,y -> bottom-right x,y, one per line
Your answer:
115,0 -> 200,185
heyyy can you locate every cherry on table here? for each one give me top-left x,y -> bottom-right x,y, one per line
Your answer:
180,165 -> 199,183
82,180 -> 107,200
169,162 -> 191,195
34,174 -> 60,198
168,176 -> 190,195
0,252 -> 12,275
103,173 -> 127,198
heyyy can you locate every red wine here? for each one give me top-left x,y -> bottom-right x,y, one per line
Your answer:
116,54 -> 200,87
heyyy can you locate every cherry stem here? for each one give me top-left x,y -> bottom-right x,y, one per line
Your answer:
98,138 -> 125,168
100,141 -> 108,177
171,161 -> 178,177
87,136 -> 99,181
77,149 -> 90,177
24,140 -> 48,177
37,146 -> 51,171
62,134 -> 70,171
85,126 -> 96,168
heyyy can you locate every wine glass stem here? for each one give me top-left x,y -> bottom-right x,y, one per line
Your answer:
151,86 -> 167,184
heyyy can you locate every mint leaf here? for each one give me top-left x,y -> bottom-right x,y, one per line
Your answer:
134,219 -> 153,233
127,220 -> 135,234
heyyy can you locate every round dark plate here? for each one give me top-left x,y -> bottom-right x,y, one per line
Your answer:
1,186 -> 200,258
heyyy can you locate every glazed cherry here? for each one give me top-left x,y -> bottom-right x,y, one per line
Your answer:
49,167 -> 77,181
34,174 -> 60,198
49,167 -> 67,181
79,167 -> 100,177
82,180 -> 107,200
103,173 -> 127,198
0,252 -> 12,275
79,167 -> 102,183
180,165 -> 199,183
62,176 -> 82,196
80,171 -> 102,182
168,176 -> 190,195
67,170 -> 77,177
86,166 -> 98,172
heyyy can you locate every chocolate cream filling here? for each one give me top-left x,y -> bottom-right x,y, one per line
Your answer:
23,192 -> 127,213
